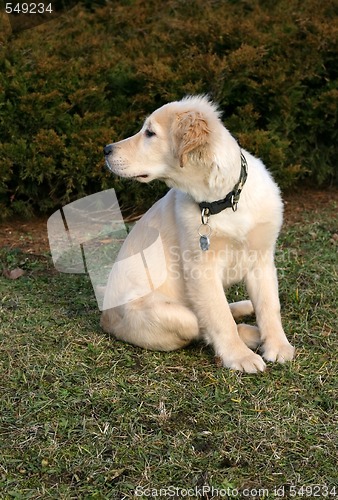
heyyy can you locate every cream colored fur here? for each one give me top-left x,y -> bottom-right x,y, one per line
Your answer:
101,96 -> 294,373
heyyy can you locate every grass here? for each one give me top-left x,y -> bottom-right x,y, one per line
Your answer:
0,194 -> 337,499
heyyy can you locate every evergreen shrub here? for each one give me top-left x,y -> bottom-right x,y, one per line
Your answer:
0,0 -> 337,217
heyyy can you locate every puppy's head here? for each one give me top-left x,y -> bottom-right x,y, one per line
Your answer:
104,96 -> 225,192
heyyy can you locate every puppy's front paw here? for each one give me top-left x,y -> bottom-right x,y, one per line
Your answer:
222,349 -> 266,374
262,341 -> 295,363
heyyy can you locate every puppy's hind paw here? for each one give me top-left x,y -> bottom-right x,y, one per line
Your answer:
237,324 -> 261,350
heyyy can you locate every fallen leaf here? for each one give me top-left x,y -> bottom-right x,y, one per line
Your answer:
3,267 -> 25,280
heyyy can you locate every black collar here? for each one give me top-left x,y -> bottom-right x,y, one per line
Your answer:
199,150 -> 248,215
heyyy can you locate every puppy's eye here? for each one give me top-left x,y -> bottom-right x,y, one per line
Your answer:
145,129 -> 156,138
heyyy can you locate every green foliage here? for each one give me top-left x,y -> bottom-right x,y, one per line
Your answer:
0,0 -> 337,216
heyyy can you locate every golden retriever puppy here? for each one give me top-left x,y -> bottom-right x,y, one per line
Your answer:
101,96 -> 294,373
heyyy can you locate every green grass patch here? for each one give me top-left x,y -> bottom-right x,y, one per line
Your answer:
0,197 -> 337,498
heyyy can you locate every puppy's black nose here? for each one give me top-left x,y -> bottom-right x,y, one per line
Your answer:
103,144 -> 113,156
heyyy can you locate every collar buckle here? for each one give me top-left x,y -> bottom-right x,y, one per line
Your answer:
231,194 -> 239,212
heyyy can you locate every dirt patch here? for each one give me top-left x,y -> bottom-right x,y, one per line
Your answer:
0,188 -> 337,253
283,187 -> 338,225
0,217 -> 50,254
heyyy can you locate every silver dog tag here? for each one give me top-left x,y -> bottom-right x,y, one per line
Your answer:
199,234 -> 210,251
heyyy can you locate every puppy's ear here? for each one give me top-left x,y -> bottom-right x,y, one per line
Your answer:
172,111 -> 210,167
